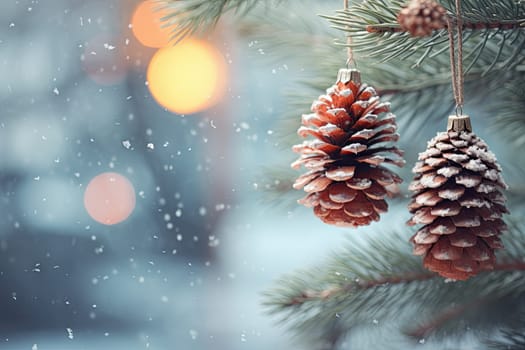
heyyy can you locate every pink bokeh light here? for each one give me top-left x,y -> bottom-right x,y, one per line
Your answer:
84,172 -> 136,225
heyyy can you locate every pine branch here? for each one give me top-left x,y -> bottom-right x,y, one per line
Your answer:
485,327 -> 525,350
489,73 -> 525,147
158,0 -> 275,42
255,166 -> 299,210
263,218 -> 525,347
483,309 -> 525,349
322,0 -> 525,69
367,18 -> 524,33
279,261 -> 525,308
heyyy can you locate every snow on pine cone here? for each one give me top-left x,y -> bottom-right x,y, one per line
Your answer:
408,127 -> 508,280
292,69 -> 404,227
397,0 -> 447,37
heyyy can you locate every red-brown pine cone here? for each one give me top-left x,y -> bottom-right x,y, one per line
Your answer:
292,69 -> 405,227
408,121 -> 508,280
397,0 -> 447,37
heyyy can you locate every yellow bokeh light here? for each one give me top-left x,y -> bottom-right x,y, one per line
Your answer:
146,38 -> 228,115
131,0 -> 171,48
84,172 -> 136,225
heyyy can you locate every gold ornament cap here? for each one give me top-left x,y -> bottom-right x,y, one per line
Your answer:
447,114 -> 472,132
337,68 -> 361,84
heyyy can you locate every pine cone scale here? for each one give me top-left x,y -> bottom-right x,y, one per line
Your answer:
344,195 -> 376,217
412,227 -> 439,244
430,201 -> 461,216
328,183 -> 358,203
303,176 -> 332,193
319,191 -> 344,210
448,230 -> 478,247
452,257 -> 478,272
428,217 -> 456,234
430,237 -> 463,260
346,177 -> 372,190
483,236 -> 504,249
437,186 -> 465,200
325,166 -> 356,181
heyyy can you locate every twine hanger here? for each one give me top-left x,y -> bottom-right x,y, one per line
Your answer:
447,0 -> 465,116
343,0 -> 356,68
338,0 -> 360,83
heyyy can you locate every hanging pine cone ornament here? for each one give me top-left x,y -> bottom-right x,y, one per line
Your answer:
397,0 -> 447,37
292,69 -> 405,227
408,115 -> 508,280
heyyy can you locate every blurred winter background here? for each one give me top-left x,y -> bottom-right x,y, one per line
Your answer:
0,0 -> 356,349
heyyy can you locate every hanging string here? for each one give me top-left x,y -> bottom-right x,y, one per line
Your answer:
455,0 -> 464,111
447,0 -> 464,115
343,0 -> 356,67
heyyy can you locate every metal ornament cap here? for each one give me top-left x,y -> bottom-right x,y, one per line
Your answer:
447,114 -> 472,133
337,68 -> 361,84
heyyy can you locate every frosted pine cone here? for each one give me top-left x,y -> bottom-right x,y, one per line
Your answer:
292,69 -> 404,227
397,0 -> 447,37
408,116 -> 508,280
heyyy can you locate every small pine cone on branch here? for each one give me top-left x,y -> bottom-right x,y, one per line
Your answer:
397,0 -> 447,37
408,115 -> 508,280
292,69 -> 405,227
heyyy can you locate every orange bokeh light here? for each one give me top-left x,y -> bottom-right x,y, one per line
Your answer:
131,0 -> 171,48
146,38 -> 228,115
84,172 -> 136,225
